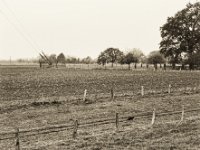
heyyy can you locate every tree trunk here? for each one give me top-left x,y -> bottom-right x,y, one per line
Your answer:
104,64 -> 107,69
189,63 -> 194,70
154,64 -> 157,70
128,64 -> 131,70
181,64 -> 185,70
164,63 -> 166,70
134,63 -> 137,69
172,63 -> 176,70
111,62 -> 114,68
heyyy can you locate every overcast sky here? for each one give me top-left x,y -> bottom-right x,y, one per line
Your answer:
0,0 -> 198,60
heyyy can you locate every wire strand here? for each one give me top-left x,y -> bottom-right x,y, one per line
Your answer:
1,0 -> 42,51
0,9 -> 39,55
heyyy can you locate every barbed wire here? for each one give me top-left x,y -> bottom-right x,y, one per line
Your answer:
0,107 -> 199,141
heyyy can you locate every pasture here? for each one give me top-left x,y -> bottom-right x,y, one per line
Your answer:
0,66 -> 200,149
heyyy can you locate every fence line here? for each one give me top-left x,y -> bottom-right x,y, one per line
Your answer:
0,107 -> 200,141
0,84 -> 199,116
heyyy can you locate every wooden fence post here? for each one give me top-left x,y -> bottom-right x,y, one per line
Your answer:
111,86 -> 114,100
141,86 -> 144,96
83,89 -> 87,102
151,108 -> 156,125
94,89 -> 97,101
168,84 -> 172,94
15,128 -> 20,150
193,86 -> 197,92
180,105 -> 184,123
73,120 -> 78,139
116,113 -> 119,131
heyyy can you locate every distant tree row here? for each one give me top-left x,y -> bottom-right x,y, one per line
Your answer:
97,48 -> 165,70
39,53 -> 65,68
39,53 -> 95,67
96,2 -> 200,70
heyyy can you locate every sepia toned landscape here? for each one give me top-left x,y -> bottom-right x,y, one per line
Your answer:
1,0 -> 200,149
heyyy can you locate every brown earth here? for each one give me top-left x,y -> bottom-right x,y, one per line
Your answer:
0,66 -> 200,149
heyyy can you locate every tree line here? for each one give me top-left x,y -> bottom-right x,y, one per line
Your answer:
97,48 -> 165,70
38,53 -> 95,68
37,2 -> 200,70
97,2 -> 200,70
38,49 -> 165,70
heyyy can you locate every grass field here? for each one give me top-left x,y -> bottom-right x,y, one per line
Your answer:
0,66 -> 200,149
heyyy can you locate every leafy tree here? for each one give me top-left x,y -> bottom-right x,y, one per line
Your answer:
38,53 -> 66,68
66,56 -> 80,64
103,48 -> 124,67
131,48 -> 144,61
160,2 -> 200,69
184,51 -> 200,69
128,48 -> 145,68
147,51 -> 165,70
82,56 -> 93,64
118,54 -> 125,65
140,55 -> 147,64
57,53 -> 66,64
49,54 -> 57,64
123,53 -> 138,70
48,54 -> 58,67
97,52 -> 108,66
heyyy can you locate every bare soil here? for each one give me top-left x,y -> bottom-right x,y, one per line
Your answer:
0,66 -> 200,149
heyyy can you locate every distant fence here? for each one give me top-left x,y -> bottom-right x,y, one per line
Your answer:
2,63 -> 200,70
64,63 -> 179,70
63,83 -> 200,103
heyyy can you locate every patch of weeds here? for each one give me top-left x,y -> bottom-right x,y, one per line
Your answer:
31,101 -> 62,107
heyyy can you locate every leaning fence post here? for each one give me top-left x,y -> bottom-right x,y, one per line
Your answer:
151,108 -> 156,125
15,128 -> 20,150
180,105 -> 184,123
94,89 -> 98,101
193,86 -> 197,92
111,85 -> 114,100
141,86 -> 144,96
83,89 -> 87,102
168,84 -> 172,94
116,113 -> 119,131
73,120 -> 78,139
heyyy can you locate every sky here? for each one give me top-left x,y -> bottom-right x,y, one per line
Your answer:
0,0 -> 198,60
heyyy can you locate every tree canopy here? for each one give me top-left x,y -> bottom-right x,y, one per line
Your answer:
123,52 -> 139,70
131,48 -> 144,62
97,48 -> 123,67
160,2 -> 200,69
147,51 -> 165,65
57,53 -> 66,64
97,52 -> 108,66
49,54 -> 57,64
82,56 -> 93,64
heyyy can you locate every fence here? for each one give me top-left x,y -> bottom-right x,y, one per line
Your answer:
73,83 -> 200,103
64,63 -> 200,70
0,106 -> 200,149
1,82 -> 200,149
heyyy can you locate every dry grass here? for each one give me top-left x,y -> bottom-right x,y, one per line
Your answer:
0,66 -> 200,149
